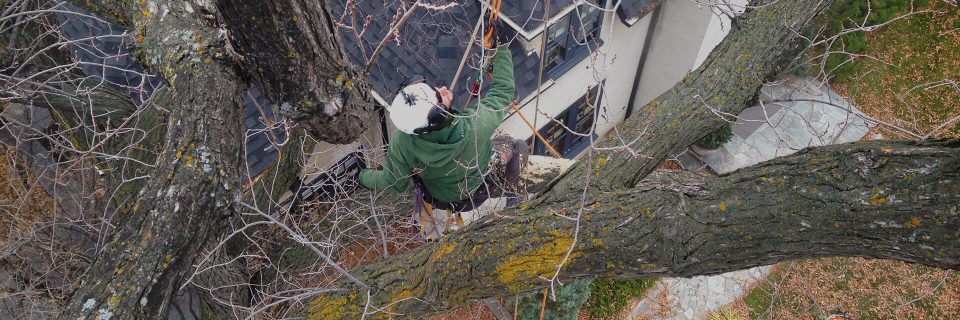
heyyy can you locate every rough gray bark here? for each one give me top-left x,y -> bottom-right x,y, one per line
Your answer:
304,140 -> 960,319
215,0 -> 373,144
59,69 -> 246,319
54,1 -> 249,318
5,0 -> 957,319
41,0 -> 375,317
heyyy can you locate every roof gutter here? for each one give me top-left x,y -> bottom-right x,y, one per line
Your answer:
625,2 -> 663,119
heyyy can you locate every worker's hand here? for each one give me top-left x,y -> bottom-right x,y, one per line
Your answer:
483,20 -> 512,49
342,169 -> 369,192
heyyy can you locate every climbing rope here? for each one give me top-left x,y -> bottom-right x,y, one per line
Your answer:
455,0 -> 563,158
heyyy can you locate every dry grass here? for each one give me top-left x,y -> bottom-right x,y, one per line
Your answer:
0,146 -> 54,240
833,2 -> 960,139
738,258 -> 959,319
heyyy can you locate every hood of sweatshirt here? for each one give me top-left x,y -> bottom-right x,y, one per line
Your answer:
407,118 -> 470,167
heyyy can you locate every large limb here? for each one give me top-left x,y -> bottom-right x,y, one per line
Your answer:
544,0 -> 829,195
56,1 -> 249,318
305,140 -> 960,319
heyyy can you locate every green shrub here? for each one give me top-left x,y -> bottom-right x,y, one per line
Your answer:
584,278 -> 658,318
696,124 -> 734,149
508,280 -> 592,320
820,0 -> 929,80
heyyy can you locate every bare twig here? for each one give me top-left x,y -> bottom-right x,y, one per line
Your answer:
364,0 -> 423,75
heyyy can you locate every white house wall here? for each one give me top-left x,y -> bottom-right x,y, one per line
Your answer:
693,0 -> 750,68
632,0 -> 714,108
497,5 -> 653,149
633,0 -> 747,109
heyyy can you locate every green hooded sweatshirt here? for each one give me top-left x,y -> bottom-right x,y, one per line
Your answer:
359,49 -> 515,202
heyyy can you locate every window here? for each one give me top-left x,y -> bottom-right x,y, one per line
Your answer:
577,1 -> 602,40
544,15 -> 571,71
533,85 -> 602,158
543,0 -> 605,76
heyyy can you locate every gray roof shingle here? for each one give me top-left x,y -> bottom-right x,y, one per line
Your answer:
329,0 -> 657,107
330,0 -> 549,108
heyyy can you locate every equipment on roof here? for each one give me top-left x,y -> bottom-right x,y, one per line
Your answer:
388,74 -> 454,135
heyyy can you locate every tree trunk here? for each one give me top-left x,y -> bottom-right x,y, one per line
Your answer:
59,68 -> 246,319
52,0 -> 377,317
303,140 -> 960,319
56,1 -> 249,318
215,0 -> 374,144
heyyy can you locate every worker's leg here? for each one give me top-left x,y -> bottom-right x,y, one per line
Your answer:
503,138 -> 529,188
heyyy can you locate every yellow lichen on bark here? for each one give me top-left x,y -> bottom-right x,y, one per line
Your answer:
432,241 -> 457,263
307,291 -> 361,320
868,193 -> 888,205
494,230 -> 578,292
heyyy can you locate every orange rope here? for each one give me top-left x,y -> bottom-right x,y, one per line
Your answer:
510,102 -> 561,158
478,0 -> 562,158
538,288 -> 548,320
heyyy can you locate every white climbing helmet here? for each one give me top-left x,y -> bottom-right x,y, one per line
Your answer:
388,77 -> 452,135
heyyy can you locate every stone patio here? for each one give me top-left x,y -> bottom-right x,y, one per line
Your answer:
696,77 -> 873,174
629,77 -> 871,320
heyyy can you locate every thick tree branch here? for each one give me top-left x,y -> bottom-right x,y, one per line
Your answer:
542,0 -> 830,197
305,140 -> 960,319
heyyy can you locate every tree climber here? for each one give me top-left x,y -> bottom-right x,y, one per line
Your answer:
358,16 -> 525,238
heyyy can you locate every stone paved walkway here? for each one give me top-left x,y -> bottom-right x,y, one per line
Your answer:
628,77 -> 871,320
629,267 -> 772,320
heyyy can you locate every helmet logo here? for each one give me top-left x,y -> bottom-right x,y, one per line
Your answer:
401,90 -> 418,106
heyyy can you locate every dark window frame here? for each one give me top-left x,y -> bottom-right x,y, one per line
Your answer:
545,0 -> 606,78
532,83 -> 604,158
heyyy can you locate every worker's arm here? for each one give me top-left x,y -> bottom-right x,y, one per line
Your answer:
359,136 -> 415,193
476,48 -> 515,123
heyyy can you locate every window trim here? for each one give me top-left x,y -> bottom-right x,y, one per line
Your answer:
544,0 -> 606,79
532,83 -> 604,158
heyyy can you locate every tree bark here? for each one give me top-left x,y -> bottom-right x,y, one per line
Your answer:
59,70 -> 246,319
56,1 -> 249,318
303,140 -> 960,319
47,0 -> 380,316
215,0 -> 374,144
543,0 -> 828,196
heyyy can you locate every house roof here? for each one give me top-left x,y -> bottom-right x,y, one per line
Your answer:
329,0 -> 552,110
331,0 -> 659,108
489,0 -> 657,36
56,3 -> 284,177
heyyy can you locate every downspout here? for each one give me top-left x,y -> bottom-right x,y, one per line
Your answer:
625,3 -> 664,119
